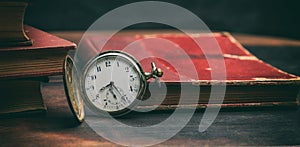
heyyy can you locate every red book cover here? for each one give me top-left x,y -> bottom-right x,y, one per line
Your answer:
0,25 -> 76,80
0,26 -> 76,114
79,32 -> 300,108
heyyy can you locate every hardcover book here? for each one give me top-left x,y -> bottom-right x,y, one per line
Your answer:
0,78 -> 46,115
0,26 -> 76,115
0,25 -> 76,80
0,1 -> 32,46
79,32 -> 300,109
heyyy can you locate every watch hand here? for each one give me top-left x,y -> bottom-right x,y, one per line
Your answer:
108,87 -> 118,100
110,84 -> 129,104
110,82 -> 124,98
99,82 -> 112,92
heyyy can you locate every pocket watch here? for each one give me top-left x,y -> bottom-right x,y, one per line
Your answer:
64,50 -> 163,119
63,55 -> 85,123
81,50 -> 163,117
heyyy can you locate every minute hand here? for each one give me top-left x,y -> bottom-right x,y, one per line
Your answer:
111,83 -> 124,98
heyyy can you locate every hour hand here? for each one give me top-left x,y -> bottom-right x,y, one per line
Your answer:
99,82 -> 112,92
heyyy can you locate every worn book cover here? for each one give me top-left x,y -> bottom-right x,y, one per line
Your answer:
0,26 -> 76,115
0,25 -> 76,80
0,1 -> 32,46
79,32 -> 300,109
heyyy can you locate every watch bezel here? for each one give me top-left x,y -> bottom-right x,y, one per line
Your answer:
81,50 -> 147,117
63,55 -> 85,123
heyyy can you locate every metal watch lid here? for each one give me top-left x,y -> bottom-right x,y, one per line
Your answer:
63,55 -> 85,123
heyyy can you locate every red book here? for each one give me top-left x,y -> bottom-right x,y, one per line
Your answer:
0,25 -> 75,115
80,32 -> 300,108
0,25 -> 76,80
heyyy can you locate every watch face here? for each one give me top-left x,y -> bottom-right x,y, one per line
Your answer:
82,51 -> 146,116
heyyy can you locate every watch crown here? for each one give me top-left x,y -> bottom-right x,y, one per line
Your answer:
151,62 -> 163,78
155,67 -> 163,77
145,62 -> 163,80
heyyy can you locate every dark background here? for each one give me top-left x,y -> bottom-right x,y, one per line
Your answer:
25,0 -> 300,40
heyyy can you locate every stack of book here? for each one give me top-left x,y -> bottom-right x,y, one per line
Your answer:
0,1 -> 76,115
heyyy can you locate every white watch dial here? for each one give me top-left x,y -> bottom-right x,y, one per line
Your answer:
83,54 -> 142,112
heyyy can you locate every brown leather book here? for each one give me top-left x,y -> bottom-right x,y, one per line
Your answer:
0,78 -> 47,115
81,32 -> 300,109
0,1 -> 32,46
0,25 -> 76,80
0,26 -> 75,115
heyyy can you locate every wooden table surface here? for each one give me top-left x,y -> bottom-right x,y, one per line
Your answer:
1,31 -> 300,146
